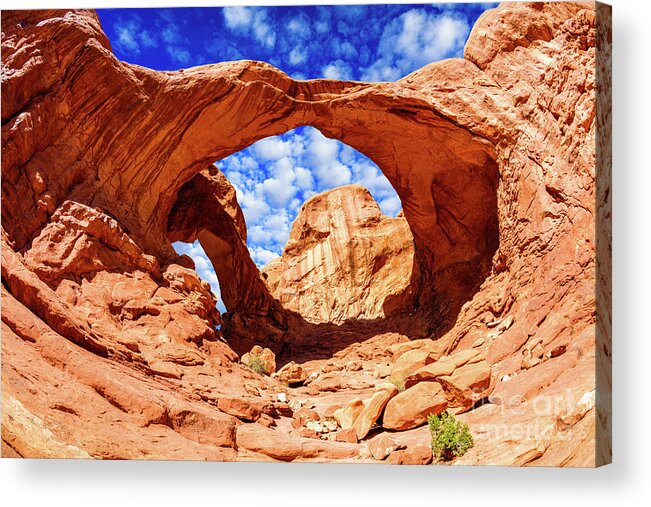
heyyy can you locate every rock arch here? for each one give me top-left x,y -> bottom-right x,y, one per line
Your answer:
2,10 -> 503,355
1,4 -> 609,465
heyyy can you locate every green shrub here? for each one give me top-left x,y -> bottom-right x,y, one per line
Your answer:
246,354 -> 268,376
427,411 -> 474,462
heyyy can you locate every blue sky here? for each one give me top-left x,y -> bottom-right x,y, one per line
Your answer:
97,3 -> 495,312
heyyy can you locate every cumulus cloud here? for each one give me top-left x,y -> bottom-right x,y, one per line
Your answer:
251,246 -> 280,266
253,137 -> 294,161
379,195 -> 403,216
223,6 -> 276,48
262,177 -> 298,207
289,47 -> 307,66
172,241 -> 226,313
362,10 -> 470,81
166,46 -> 191,64
223,6 -> 252,29
322,60 -> 353,80
113,16 -> 159,55
287,15 -> 311,39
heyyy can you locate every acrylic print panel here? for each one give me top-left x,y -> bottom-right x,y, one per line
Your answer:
1,2 -> 611,466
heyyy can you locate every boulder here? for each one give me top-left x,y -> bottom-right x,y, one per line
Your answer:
353,383 -> 399,440
390,349 -> 436,381
437,360 -> 494,413
386,339 -> 444,361
386,445 -> 433,465
445,349 -> 483,368
241,345 -> 276,375
334,428 -> 358,444
273,361 -> 308,385
291,407 -> 320,429
383,382 -> 448,431
403,361 -> 456,389
368,434 -> 404,460
236,425 -> 359,461
333,399 -> 364,429
216,396 -> 262,422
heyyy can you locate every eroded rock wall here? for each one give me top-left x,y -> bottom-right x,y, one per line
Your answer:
263,185 -> 416,325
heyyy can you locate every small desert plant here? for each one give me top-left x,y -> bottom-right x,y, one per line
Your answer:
389,375 -> 406,392
245,354 -> 268,376
427,411 -> 474,462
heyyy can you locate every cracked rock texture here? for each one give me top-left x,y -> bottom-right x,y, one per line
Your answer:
1,2 -> 610,465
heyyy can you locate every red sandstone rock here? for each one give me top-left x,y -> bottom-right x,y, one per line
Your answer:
333,399 -> 365,430
437,361 -> 494,413
0,3 -> 610,466
273,361 -> 308,386
404,361 -> 456,389
390,349 -> 437,382
386,445 -> 433,465
236,425 -> 359,462
334,428 -> 358,444
291,408 -> 320,429
353,384 -> 399,440
263,185 -> 414,325
216,397 -> 262,422
383,382 -> 448,431
368,434 -> 405,461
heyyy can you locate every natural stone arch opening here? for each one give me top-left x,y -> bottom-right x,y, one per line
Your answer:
166,107 -> 499,359
170,125 -> 406,309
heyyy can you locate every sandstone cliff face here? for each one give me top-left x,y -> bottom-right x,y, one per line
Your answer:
263,185 -> 415,324
1,3 -> 610,465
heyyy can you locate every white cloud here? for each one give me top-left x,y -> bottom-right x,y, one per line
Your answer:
224,7 -> 276,48
289,47 -> 307,66
116,23 -> 139,53
253,137 -> 293,161
113,17 -> 159,55
322,60 -> 353,80
252,14 -> 276,48
223,6 -> 252,29
379,195 -> 402,216
287,15 -> 311,39
315,160 -> 352,187
172,241 -> 226,313
362,10 -> 470,81
251,246 -> 280,267
314,20 -> 329,34
360,62 -> 401,82
238,185 -> 270,224
307,129 -> 339,166
166,46 -> 191,64
161,24 -> 181,44
262,177 -> 298,207
249,225 -> 273,245
139,30 -> 157,49
294,166 -> 314,191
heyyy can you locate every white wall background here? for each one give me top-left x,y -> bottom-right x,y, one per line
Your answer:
1,0 -> 649,504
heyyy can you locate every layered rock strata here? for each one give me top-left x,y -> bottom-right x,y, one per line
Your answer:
1,3 -> 611,465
